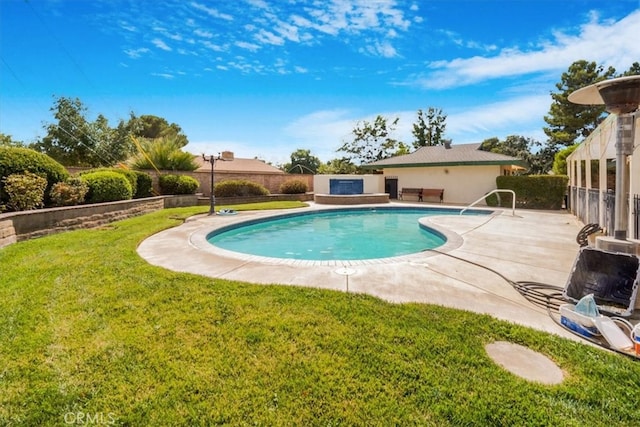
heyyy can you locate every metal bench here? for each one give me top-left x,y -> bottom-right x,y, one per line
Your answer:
400,188 -> 444,203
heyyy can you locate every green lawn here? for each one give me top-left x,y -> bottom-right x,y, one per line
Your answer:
1,205 -> 639,426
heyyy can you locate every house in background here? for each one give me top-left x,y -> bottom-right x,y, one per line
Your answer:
191,156 -> 314,196
361,142 -> 525,204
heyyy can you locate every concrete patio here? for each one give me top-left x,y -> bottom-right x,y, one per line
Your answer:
138,202 -> 584,340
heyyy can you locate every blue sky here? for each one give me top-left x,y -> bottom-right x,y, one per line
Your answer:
1,0 -> 639,165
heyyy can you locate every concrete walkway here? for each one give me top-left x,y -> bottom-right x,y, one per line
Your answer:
138,202 -> 584,340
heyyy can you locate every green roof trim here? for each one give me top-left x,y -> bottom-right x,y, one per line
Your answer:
361,142 -> 526,170
361,160 -> 526,169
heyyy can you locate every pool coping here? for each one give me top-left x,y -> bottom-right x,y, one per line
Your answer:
138,201 -> 584,339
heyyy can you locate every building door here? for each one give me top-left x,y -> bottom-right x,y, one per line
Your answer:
385,177 -> 398,199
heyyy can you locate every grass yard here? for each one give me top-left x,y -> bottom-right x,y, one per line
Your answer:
1,205 -> 639,426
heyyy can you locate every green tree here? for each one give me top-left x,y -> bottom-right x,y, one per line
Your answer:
0,133 -> 25,147
552,144 -> 579,175
412,108 -> 447,149
33,97 -> 96,166
33,97 -> 134,167
282,149 -> 321,174
479,135 -> 554,174
543,60 -> 615,148
338,115 -> 401,165
621,61 -> 640,76
318,158 -> 359,174
130,114 -> 189,147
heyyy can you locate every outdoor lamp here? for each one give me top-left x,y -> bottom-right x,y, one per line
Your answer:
202,151 -> 234,215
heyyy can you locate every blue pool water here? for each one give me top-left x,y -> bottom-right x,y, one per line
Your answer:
208,207 -> 487,261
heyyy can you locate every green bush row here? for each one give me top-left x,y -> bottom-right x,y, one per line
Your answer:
77,167 -> 153,199
214,179 -> 270,197
487,175 -> 569,210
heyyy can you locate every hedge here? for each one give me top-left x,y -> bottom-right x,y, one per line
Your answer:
487,175 -> 569,210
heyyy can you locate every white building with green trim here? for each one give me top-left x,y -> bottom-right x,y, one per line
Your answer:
361,142 -> 525,204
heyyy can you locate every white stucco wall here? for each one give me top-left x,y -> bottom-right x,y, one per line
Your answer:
383,165 -> 503,204
313,174 -> 384,194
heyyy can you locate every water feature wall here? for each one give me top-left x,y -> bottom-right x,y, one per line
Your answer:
314,174 -> 384,194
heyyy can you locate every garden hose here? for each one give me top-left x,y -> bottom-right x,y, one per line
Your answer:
576,223 -> 602,247
423,248 -> 639,360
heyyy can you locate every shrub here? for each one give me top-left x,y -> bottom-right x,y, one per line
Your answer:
0,146 -> 69,206
279,179 -> 308,194
214,180 -> 270,197
1,172 -> 47,211
49,177 -> 89,206
488,175 -> 569,210
158,174 -> 179,194
78,167 -> 138,197
176,175 -> 199,194
158,174 -> 199,195
129,137 -> 199,171
133,171 -> 153,198
81,171 -> 133,203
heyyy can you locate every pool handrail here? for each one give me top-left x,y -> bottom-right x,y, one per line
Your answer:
460,189 -> 516,216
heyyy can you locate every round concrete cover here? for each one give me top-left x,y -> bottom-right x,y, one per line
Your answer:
485,341 -> 564,385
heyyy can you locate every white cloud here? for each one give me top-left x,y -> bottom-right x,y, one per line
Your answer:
194,29 -> 213,38
411,10 -> 640,89
360,40 -> 397,58
446,95 -> 551,137
235,41 -> 261,52
151,38 -> 172,51
124,47 -> 150,58
190,2 -> 233,21
255,29 -> 285,46
151,72 -> 174,79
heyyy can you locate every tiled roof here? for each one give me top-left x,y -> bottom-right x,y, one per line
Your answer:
194,156 -> 284,174
363,143 -> 525,168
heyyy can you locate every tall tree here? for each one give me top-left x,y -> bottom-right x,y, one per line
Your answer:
33,97 -> 135,167
130,114 -> 189,147
412,108 -> 447,149
282,149 -> 321,174
338,115 -> 401,165
543,60 -> 615,148
33,97 -> 98,166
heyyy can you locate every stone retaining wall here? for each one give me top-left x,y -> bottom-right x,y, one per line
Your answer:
0,195 -> 198,248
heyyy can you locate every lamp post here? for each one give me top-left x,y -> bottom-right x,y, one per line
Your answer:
202,151 -> 234,215
568,75 -> 640,241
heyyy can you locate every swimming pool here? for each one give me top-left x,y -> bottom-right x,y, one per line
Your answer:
207,207 -> 488,261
